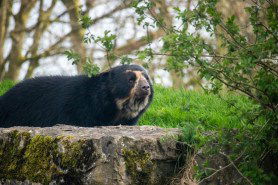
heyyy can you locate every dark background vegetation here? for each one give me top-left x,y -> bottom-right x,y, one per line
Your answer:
0,0 -> 277,184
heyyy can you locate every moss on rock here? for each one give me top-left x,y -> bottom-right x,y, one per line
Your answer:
21,135 -> 61,184
0,126 -> 183,185
60,139 -> 88,169
123,148 -> 155,185
0,132 -> 93,185
0,131 -> 31,180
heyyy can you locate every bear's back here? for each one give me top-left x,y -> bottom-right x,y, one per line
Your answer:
0,76 -> 89,127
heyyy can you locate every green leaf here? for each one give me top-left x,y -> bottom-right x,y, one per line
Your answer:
64,50 -> 81,65
83,57 -> 100,77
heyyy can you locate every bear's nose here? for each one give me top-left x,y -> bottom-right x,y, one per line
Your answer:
141,85 -> 150,91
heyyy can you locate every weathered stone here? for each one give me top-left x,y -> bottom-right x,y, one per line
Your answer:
0,125 -> 185,185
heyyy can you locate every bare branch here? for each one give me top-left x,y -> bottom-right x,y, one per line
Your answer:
93,1 -> 132,24
21,31 -> 72,63
220,152 -> 254,185
24,0 -> 58,78
114,29 -> 164,56
198,151 -> 245,184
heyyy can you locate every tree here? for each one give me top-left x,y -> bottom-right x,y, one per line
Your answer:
0,0 -> 10,79
0,0 -> 175,81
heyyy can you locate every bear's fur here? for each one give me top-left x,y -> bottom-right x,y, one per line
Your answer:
0,65 -> 153,127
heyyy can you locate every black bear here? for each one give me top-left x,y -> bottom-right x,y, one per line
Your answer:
0,65 -> 153,127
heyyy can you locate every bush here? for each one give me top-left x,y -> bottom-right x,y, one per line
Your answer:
131,0 -> 277,183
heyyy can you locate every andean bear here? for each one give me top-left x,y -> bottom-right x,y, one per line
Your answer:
0,65 -> 153,127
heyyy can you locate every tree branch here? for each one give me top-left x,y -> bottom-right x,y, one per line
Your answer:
114,29 -> 164,56
93,1 -> 132,24
220,152 -> 254,185
21,31 -> 72,63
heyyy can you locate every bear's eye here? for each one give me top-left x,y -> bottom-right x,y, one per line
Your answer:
128,78 -> 135,84
126,72 -> 136,84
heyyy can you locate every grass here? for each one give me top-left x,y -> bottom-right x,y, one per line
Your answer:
139,85 -> 259,129
0,80 -> 15,96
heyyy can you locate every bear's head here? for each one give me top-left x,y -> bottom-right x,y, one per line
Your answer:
108,65 -> 153,119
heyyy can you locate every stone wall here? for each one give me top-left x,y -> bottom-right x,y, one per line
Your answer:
0,125 -> 186,185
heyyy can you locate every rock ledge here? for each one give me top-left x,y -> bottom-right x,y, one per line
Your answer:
0,125 -> 185,185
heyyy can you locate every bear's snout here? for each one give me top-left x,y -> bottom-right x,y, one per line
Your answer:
136,77 -> 150,97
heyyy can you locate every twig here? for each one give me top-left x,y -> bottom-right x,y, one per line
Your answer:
198,161 -> 234,184
259,23 -> 278,42
106,50 -> 112,69
198,151 -> 245,184
220,152 -> 254,185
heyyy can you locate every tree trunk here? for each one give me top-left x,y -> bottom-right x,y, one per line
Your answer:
62,0 -> 87,74
4,0 -> 37,81
0,0 -> 10,80
24,0 -> 57,79
4,62 -> 22,80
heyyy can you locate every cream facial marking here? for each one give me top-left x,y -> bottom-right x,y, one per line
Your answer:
115,70 -> 150,119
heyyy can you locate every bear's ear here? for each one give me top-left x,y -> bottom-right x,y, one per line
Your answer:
101,71 -> 109,77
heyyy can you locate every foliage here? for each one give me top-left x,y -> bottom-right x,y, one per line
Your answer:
79,13 -> 93,29
64,49 -> 100,77
83,57 -> 100,77
120,56 -> 133,65
0,80 -> 15,96
65,11 -> 120,75
131,0 -> 155,27
132,0 -> 278,184
93,30 -> 116,53
132,0 -> 278,113
64,50 -> 81,65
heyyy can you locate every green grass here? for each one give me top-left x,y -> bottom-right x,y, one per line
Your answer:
0,80 -> 15,96
139,85 -> 258,129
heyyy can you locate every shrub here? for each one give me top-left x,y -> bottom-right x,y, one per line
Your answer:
132,0 -> 277,183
